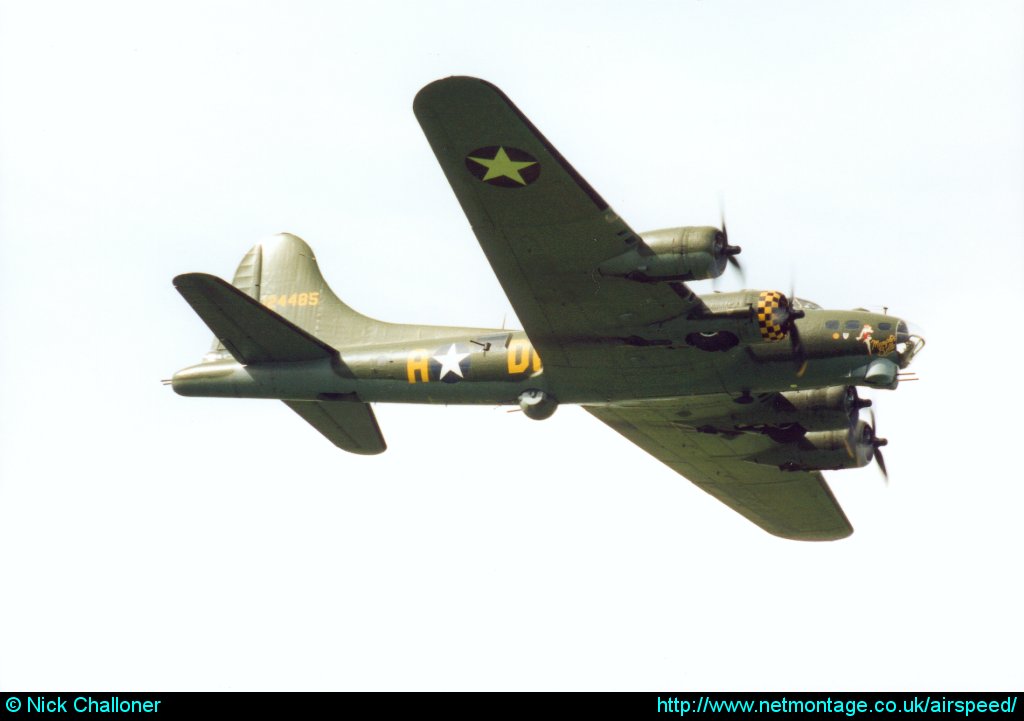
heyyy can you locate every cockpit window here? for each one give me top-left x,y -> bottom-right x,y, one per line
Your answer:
791,297 -> 822,311
878,322 -> 892,331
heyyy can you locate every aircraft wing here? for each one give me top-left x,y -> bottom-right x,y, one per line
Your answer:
585,399 -> 853,541
414,77 -> 707,396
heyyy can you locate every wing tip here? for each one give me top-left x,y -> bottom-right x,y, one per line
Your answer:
413,75 -> 504,121
344,442 -> 388,456
770,526 -> 854,542
412,75 -> 609,212
173,272 -> 224,290
413,75 -> 492,106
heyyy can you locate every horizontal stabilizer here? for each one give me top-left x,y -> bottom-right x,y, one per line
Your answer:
284,400 -> 387,455
174,273 -> 337,365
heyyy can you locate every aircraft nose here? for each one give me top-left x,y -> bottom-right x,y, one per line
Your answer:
895,319 -> 926,368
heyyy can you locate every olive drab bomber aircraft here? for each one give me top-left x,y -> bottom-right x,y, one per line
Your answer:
169,77 -> 925,541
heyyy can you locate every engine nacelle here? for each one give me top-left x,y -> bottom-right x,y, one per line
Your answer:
747,420 -> 881,472
726,386 -> 869,439
684,385 -> 868,441
519,390 -> 558,421
682,289 -> 802,350
774,386 -> 871,431
598,226 -> 737,282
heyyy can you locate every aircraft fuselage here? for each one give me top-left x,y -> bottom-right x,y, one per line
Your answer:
172,306 -> 919,405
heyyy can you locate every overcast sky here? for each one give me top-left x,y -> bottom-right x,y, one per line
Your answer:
1,1 -> 1021,690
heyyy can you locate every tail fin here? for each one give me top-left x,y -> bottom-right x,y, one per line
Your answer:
175,273 -> 340,365
172,272 -> 388,454
174,236 -> 390,456
207,233 -> 381,357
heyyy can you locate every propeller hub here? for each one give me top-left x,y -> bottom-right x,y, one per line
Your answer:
716,209 -> 744,284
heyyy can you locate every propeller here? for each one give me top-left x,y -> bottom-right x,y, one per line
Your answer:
845,386 -> 872,419
716,204 -> 744,285
867,408 -> 889,483
783,282 -> 807,377
842,387 -> 872,459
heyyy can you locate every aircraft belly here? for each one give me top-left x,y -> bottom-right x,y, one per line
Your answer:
172,358 -> 546,404
346,379 -> 543,405
713,354 -> 889,395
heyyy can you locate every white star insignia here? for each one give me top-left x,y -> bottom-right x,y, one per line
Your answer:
433,343 -> 470,380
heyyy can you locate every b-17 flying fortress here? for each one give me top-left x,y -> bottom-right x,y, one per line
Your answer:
170,77 -> 924,541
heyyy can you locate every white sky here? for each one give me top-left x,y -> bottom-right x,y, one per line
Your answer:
1,0 -> 1021,691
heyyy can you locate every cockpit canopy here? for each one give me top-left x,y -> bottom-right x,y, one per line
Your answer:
790,297 -> 822,311
896,319 -> 926,369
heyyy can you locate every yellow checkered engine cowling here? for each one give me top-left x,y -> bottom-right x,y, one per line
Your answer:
756,291 -> 788,342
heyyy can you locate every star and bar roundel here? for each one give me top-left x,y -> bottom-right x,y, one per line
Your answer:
406,344 -> 473,384
465,146 -> 540,188
431,343 -> 471,383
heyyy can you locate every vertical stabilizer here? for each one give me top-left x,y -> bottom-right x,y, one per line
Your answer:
207,233 -> 381,357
